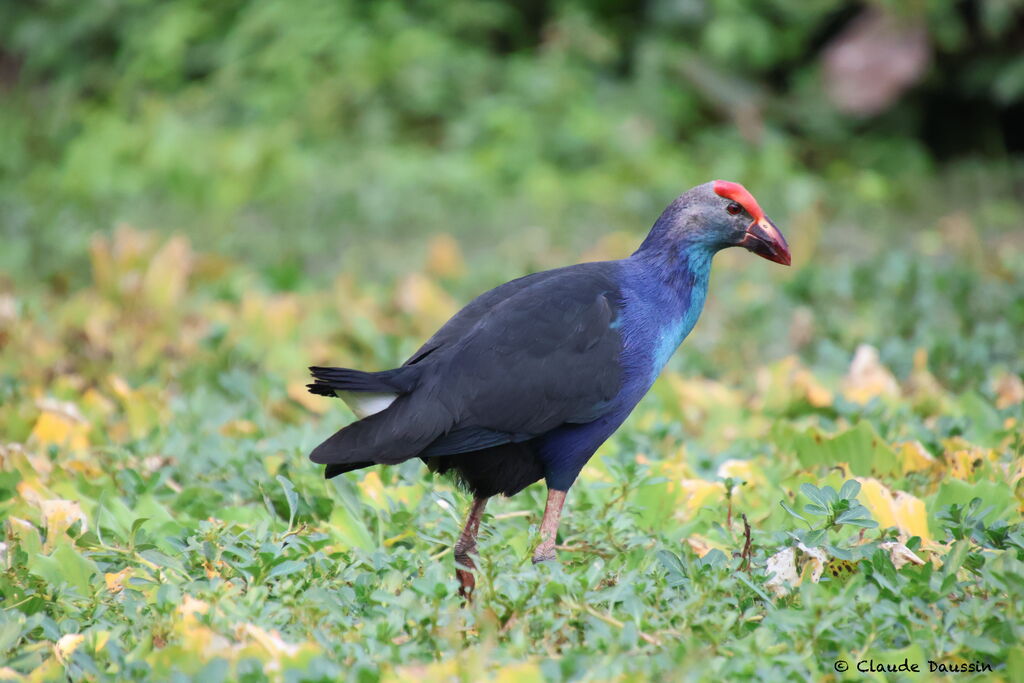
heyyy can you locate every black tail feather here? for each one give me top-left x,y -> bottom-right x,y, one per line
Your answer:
325,461 -> 375,478
307,365 -> 417,396
310,393 -> 452,467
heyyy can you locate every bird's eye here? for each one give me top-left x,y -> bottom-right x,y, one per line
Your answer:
726,202 -> 743,216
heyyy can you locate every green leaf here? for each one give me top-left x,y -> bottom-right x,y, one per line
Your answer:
655,550 -> 689,588
0,613 -> 24,654
780,422 -> 900,478
779,500 -> 808,524
941,540 -> 970,579
29,541 -> 99,593
267,559 -> 307,579
735,571 -> 774,606
820,486 -> 840,505
277,474 -> 298,529
930,479 -> 1015,538
841,518 -> 878,529
803,529 -> 827,546
800,483 -> 828,509
839,480 -> 861,500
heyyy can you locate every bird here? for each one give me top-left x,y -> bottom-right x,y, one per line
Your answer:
307,180 -> 790,598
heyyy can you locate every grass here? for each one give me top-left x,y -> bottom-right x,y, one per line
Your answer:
1,204 -> 1023,681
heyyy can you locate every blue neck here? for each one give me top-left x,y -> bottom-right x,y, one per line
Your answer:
625,241 -> 715,376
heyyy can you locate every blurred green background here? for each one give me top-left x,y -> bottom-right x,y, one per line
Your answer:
2,0 -> 1022,283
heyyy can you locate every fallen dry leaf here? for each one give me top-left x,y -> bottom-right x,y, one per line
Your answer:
105,567 -> 133,594
31,401 -> 90,452
54,633 -> 85,664
764,546 -> 798,597
896,441 -> 938,475
856,477 -> 932,542
993,371 -> 1024,409
843,344 -> 900,404
879,541 -> 926,570
41,499 -> 88,550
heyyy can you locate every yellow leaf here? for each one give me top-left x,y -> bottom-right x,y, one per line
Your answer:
40,499 -> 88,551
992,371 -> 1024,409
493,662 -> 544,683
105,568 -> 133,594
107,375 -> 165,439
678,479 -> 722,517
54,633 -> 85,664
287,381 -> 327,414
716,459 -> 763,487
31,405 -> 89,452
905,348 -> 947,410
754,356 -> 833,412
667,373 -> 744,415
93,631 -> 111,653
796,367 -> 834,408
358,470 -> 387,508
685,535 -> 725,558
142,235 -> 192,309
81,388 -> 117,419
856,478 -> 897,529
843,344 -> 900,404
891,492 -> 931,541
353,469 -> 422,510
896,441 -> 937,475
947,449 -> 978,481
824,557 -> 858,581
220,419 -> 259,438
236,623 -> 301,659
425,233 -> 464,278
394,273 -> 457,329
239,292 -> 301,342
65,458 -> 104,478
177,595 -> 210,625
855,478 -> 932,542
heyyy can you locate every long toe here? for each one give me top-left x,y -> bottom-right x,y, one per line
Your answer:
531,547 -> 558,564
456,567 -> 476,600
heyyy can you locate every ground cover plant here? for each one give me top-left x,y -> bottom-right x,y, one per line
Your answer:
1,216 -> 1022,681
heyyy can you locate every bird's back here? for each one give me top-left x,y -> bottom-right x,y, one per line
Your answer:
309,261 -> 630,493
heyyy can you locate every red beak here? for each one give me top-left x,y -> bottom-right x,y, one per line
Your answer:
738,216 -> 791,266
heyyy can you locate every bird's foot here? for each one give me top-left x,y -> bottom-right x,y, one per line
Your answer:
531,544 -> 558,564
456,567 -> 476,600
454,550 -> 476,600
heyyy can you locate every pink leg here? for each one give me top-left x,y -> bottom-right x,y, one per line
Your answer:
532,488 -> 567,564
454,497 -> 488,599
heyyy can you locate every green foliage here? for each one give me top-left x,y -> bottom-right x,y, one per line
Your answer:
781,480 -> 878,548
1,0 -> 1022,279
1,224 -> 1022,680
